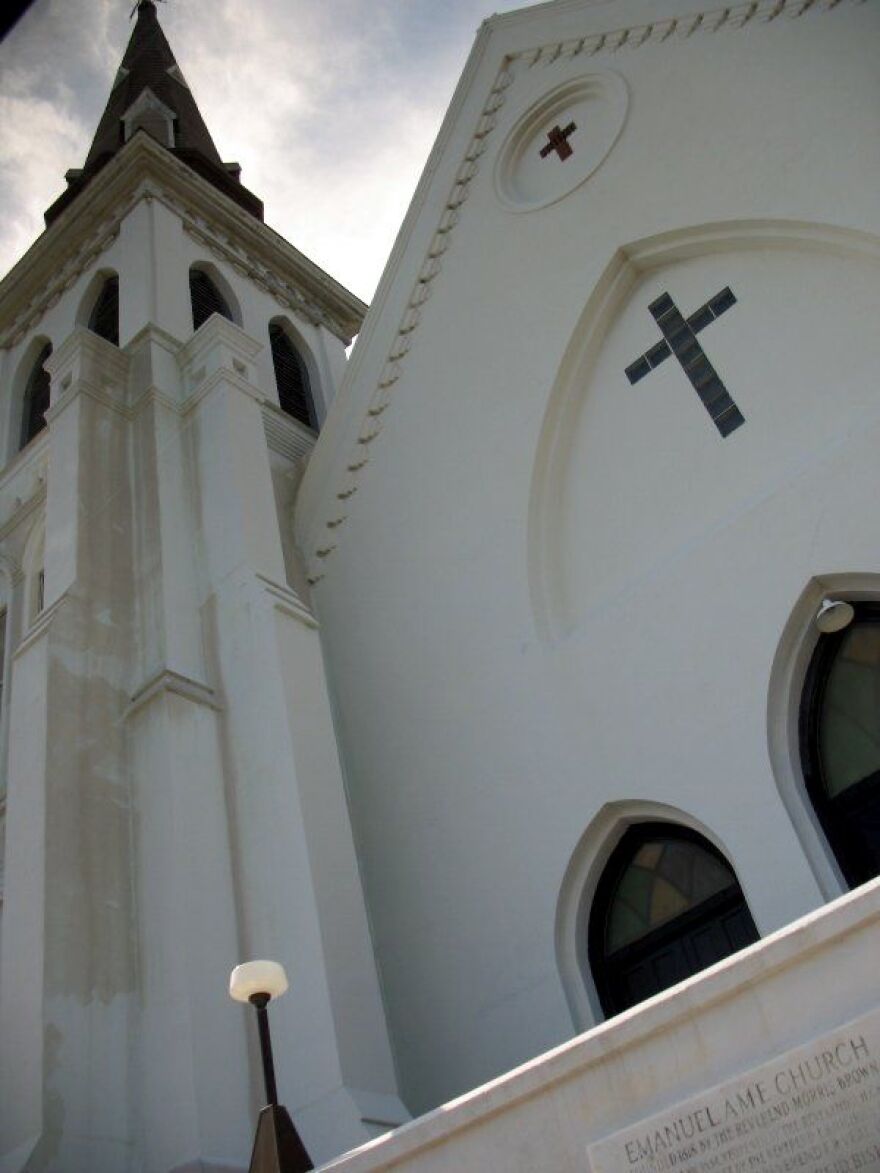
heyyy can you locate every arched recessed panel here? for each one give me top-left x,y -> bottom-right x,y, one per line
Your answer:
529,222 -> 880,640
269,321 -> 316,429
801,602 -> 880,889
589,823 -> 758,1016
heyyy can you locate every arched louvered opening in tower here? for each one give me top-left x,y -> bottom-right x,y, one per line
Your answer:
269,323 -> 316,429
190,268 -> 233,331
20,343 -> 53,450
88,275 -> 120,346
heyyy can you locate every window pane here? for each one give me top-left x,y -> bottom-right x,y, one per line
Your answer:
607,836 -> 735,950
819,624 -> 880,798
649,876 -> 690,926
592,824 -> 759,1016
690,851 -> 735,903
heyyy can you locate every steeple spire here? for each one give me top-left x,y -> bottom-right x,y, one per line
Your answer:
45,0 -> 262,223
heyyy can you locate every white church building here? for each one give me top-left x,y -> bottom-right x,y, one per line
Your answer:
1,0 -> 879,1170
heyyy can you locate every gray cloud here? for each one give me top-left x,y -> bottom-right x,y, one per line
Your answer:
0,0 -> 539,301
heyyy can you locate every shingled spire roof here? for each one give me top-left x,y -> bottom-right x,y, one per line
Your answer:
45,0 -> 262,224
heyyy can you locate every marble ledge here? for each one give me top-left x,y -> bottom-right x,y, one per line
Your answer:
317,878 -> 880,1173
125,667 -> 221,720
255,572 -> 318,629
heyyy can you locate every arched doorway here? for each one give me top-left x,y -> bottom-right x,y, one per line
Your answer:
588,823 -> 758,1016
800,602 -> 880,888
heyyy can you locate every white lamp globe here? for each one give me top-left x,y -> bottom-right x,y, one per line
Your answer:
229,959 -> 289,1004
815,598 -> 855,635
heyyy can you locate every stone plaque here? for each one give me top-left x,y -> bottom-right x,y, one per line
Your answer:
589,1008 -> 880,1173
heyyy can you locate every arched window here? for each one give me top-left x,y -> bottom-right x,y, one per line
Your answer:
269,323 -> 316,428
190,267 -> 233,331
20,343 -> 52,450
588,824 -> 758,1016
800,602 -> 880,889
87,275 -> 119,345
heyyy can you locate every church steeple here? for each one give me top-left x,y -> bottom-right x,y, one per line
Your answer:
45,0 -> 262,224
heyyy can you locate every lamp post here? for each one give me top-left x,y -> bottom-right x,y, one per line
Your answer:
230,960 -> 314,1173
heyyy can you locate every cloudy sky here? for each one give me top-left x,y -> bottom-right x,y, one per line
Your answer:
0,0 -> 542,303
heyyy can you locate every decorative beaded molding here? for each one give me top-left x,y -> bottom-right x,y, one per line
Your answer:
302,67 -> 513,587
304,0 -> 864,586
512,0 -> 861,65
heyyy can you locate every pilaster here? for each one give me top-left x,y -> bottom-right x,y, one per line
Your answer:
43,328 -> 130,605
180,317 -> 408,1162
179,315 -> 285,585
1,327 -> 137,1169
0,615 -> 49,1168
128,323 -> 206,687
126,678 -> 252,1172
120,194 -> 197,343
123,319 -> 254,1168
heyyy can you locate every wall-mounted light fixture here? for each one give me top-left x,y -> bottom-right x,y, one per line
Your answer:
815,598 -> 855,635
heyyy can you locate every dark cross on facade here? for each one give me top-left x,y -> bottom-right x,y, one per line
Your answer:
540,122 -> 577,161
625,287 -> 744,438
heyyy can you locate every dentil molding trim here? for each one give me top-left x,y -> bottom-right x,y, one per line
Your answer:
303,0 -> 865,586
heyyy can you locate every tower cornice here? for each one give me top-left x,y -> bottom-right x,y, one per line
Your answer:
0,134 -> 366,349
53,0 -> 263,222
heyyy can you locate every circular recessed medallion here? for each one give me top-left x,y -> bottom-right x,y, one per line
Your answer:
494,72 -> 628,213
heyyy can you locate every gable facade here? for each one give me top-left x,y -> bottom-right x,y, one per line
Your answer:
296,0 -> 880,1116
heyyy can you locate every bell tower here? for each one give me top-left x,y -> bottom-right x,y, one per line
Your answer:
0,4 -> 407,1169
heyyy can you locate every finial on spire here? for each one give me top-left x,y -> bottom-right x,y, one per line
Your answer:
129,0 -> 163,19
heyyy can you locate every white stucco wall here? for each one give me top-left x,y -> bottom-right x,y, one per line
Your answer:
297,0 -> 880,1116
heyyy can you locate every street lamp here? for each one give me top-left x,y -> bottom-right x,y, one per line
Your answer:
230,960 -> 314,1173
